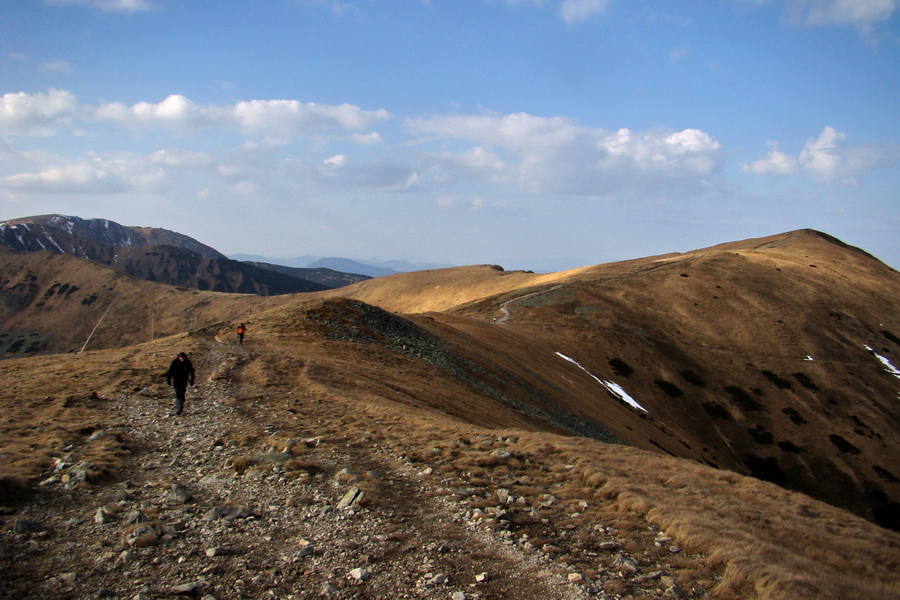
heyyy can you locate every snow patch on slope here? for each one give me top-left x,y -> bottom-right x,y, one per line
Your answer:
555,352 -> 648,413
865,345 -> 900,379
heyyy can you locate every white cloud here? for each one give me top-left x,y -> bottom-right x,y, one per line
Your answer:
737,0 -> 898,30
0,89 -> 80,135
791,0 -> 897,28
42,0 -> 158,13
0,162 -> 124,194
95,95 -> 221,130
559,0 -> 611,23
94,94 -> 391,137
38,61 -> 74,74
497,0 -> 611,23
743,126 -> 897,183
406,113 -> 722,196
351,132 -> 384,145
742,141 -> 799,175
232,99 -> 390,134
668,46 -> 690,64
150,148 -> 212,168
293,0 -> 360,17
798,126 -> 846,181
435,195 -> 501,212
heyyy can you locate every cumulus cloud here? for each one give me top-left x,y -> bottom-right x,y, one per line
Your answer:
1,91 -> 725,204
42,0 -> 158,13
94,94 -> 391,137
742,141 -> 799,175
406,112 -> 721,196
232,99 -> 390,134
94,95 -> 221,130
324,154 -> 347,167
0,162 -> 125,194
0,89 -> 80,135
742,126 -> 897,183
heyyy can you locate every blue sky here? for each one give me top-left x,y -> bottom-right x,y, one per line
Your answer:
1,0 -> 898,272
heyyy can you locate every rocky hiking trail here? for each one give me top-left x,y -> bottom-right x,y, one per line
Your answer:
1,333 -> 707,600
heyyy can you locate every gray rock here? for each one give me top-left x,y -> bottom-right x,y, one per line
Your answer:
94,507 -> 115,524
597,541 -> 623,551
337,486 -> 363,510
169,484 -> 193,504
203,505 -> 253,521
87,430 -> 112,442
613,554 -> 640,576
666,585 -> 686,599
66,461 -> 96,483
13,519 -> 46,534
171,582 -> 204,595
124,510 -> 148,524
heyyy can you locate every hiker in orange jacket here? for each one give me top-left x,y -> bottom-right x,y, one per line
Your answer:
237,323 -> 246,345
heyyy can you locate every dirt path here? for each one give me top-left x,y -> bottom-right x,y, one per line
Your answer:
1,334 -> 594,600
495,285 -> 565,325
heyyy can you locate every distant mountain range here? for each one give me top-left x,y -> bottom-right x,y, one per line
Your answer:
0,215 -> 371,294
230,254 -> 452,278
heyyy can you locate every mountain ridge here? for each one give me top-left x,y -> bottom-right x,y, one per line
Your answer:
0,215 -> 360,295
1,225 -> 898,599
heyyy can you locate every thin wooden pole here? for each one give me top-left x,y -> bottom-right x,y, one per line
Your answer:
81,303 -> 113,353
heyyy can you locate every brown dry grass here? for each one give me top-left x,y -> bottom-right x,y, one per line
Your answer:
2,229 -> 899,600
358,411 -> 900,600
2,321 -> 898,600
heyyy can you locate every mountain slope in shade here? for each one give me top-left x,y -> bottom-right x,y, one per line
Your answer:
242,261 -> 370,289
0,215 -> 330,295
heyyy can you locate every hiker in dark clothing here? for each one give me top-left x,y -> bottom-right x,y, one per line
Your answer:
237,323 -> 246,345
166,352 -> 195,415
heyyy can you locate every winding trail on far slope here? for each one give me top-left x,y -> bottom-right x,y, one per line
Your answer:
495,285 -> 565,325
